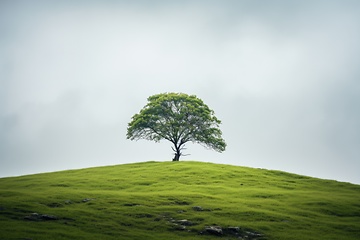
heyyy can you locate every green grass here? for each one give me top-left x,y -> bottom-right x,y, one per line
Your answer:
0,161 -> 359,239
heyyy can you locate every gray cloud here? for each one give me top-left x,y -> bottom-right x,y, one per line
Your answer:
1,0 -> 360,183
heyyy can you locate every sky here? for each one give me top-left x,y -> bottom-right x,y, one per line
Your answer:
1,0 -> 359,184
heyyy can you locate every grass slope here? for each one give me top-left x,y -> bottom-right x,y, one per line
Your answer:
0,161 -> 359,240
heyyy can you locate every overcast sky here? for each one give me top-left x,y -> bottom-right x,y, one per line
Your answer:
1,0 -> 359,184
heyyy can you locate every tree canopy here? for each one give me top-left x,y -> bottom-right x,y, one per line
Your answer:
126,92 -> 226,161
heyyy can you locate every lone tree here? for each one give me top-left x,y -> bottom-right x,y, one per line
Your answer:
126,92 -> 226,161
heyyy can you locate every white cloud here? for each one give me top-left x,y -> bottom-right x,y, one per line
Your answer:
1,0 -> 360,183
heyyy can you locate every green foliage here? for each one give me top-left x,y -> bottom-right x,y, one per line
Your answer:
127,93 -> 226,160
1,161 -> 359,240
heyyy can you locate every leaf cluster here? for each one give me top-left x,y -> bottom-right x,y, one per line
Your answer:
126,92 -> 226,152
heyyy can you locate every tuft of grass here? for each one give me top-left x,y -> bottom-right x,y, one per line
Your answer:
0,161 -> 359,239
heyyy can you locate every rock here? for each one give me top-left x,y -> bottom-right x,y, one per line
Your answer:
204,226 -> 223,236
226,226 -> 240,233
173,225 -> 187,231
64,200 -> 72,204
176,219 -> 194,226
24,213 -> 58,221
245,231 -> 263,238
174,200 -> 190,205
192,206 -> 203,211
228,227 -> 263,239
200,225 -> 264,239
24,213 -> 40,221
41,214 -> 58,220
82,198 -> 93,202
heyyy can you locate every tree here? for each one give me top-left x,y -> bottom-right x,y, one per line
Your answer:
126,92 -> 226,161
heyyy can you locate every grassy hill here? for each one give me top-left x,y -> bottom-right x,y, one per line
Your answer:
0,161 -> 359,240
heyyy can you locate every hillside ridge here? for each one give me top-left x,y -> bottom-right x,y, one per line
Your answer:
1,161 -> 359,240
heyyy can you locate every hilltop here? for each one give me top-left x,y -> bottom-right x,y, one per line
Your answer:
0,161 -> 359,239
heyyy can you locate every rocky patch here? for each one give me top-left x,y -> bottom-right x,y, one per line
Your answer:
192,206 -> 204,211
173,219 -> 195,226
203,225 -> 223,236
24,213 -> 58,221
200,225 -> 264,239
159,214 -> 199,232
192,205 -> 213,212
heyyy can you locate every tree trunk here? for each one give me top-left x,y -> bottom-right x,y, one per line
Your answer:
172,144 -> 181,161
172,153 -> 180,161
